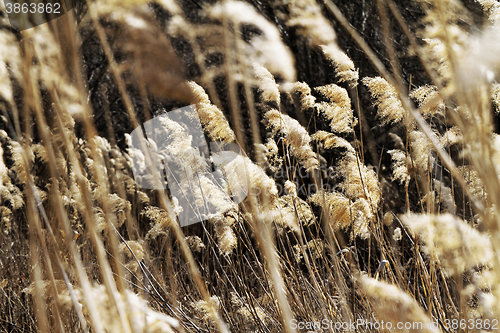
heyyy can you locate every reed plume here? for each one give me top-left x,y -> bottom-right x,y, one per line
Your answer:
4,0 -> 500,332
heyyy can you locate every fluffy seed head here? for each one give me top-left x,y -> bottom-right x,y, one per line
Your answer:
401,213 -> 493,276
359,276 -> 436,333
362,77 -> 405,124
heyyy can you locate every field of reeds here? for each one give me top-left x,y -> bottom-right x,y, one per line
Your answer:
1,0 -> 500,332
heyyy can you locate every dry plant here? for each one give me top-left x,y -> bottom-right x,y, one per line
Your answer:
2,0 -> 500,332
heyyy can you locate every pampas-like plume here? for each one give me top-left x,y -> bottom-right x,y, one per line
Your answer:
188,82 -> 236,142
320,45 -> 359,86
433,179 -> 456,214
339,153 -> 381,206
439,126 -> 463,147
190,168 -> 237,216
283,0 -> 358,85
241,155 -> 279,202
254,64 -> 281,105
210,214 -> 237,255
410,85 -> 445,118
259,192 -> 314,234
315,84 -> 357,133
309,191 -> 351,231
362,77 -> 406,124
185,235 -> 205,253
387,149 -> 410,184
359,276 -> 436,333
265,109 -> 319,171
284,180 -> 297,197
10,140 -> 33,188
257,201 -> 299,235
264,138 -> 283,173
293,82 -> 316,109
492,134 -> 500,178
101,193 -> 132,228
193,295 -> 221,322
409,130 -> 435,174
1,138 -> 25,210
118,240 -> 145,280
419,1 -> 471,85
401,213 -> 493,276
422,37 -> 453,83
27,281 -> 179,332
459,165 -> 485,201
286,0 -> 337,45
27,25 -> 83,121
350,198 -> 373,240
290,195 -> 315,226
211,149 -> 248,206
0,30 -> 21,105
208,1 -> 296,82
143,206 -> 174,239
311,131 -> 355,153
75,284 -> 178,333
311,130 -> 380,210
271,194 -> 315,233
223,154 -> 304,235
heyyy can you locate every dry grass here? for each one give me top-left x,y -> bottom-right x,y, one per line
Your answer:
1,0 -> 500,332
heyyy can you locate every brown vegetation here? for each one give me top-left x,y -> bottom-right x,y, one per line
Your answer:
1,0 -> 500,332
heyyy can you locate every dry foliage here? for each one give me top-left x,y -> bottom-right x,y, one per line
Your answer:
1,0 -> 500,332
